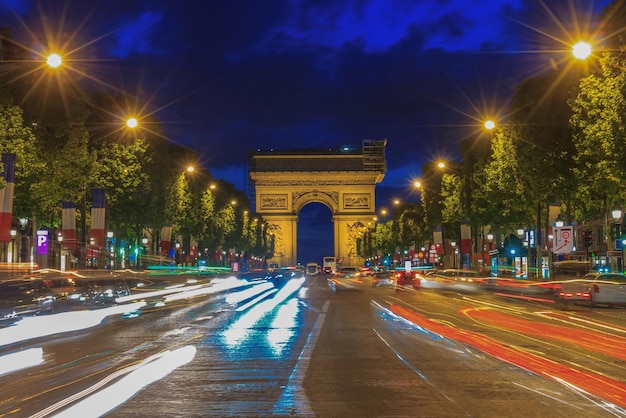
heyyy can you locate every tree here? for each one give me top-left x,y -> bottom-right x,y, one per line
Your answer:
90,139 -> 150,242
570,51 -> 626,220
397,203 -> 428,250
483,126 -> 532,228
0,97 -> 46,223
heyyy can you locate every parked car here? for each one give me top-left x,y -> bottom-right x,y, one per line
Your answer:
0,278 -> 56,326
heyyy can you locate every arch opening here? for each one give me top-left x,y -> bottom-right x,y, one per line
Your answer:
297,202 -> 333,266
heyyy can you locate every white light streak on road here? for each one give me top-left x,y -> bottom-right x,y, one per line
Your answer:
0,302 -> 147,347
0,347 -> 43,376
222,278 -> 305,347
164,277 -> 251,302
267,298 -> 299,355
225,281 -> 275,305
33,345 -> 197,418
115,284 -> 203,303
235,289 -> 278,312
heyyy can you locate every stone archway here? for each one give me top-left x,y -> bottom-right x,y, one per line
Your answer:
249,140 -> 386,267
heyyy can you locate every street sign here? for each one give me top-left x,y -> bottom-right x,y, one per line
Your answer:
552,226 -> 574,254
36,229 -> 49,255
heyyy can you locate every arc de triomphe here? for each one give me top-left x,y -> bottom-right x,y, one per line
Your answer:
249,140 -> 386,267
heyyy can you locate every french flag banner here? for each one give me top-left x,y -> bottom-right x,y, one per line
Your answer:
460,221 -> 472,255
160,222 -> 172,255
89,188 -> 106,248
62,201 -> 77,250
433,225 -> 445,255
0,154 -> 16,242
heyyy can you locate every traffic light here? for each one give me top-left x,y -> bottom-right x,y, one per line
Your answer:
582,229 -> 592,248
611,223 -> 621,240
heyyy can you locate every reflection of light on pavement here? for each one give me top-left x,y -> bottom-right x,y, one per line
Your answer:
0,302 -> 147,347
225,281 -> 275,305
165,278 -> 250,302
391,304 -> 626,411
0,347 -> 43,376
222,278 -> 305,347
267,298 -> 298,355
34,345 -> 197,418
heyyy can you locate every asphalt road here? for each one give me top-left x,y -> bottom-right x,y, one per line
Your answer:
1,272 -> 625,417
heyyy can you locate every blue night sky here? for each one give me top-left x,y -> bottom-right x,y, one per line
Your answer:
0,0 -> 616,264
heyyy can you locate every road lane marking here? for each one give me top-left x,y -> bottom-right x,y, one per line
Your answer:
274,300 -> 329,416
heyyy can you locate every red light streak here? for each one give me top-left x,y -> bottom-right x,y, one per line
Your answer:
390,304 -> 626,409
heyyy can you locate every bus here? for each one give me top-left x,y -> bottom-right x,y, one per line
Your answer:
322,256 -> 337,274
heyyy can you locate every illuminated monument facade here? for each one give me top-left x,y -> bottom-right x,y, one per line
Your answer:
249,140 -> 386,266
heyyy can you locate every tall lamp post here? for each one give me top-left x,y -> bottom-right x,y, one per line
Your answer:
142,237 -> 148,269
58,234 -> 64,270
10,229 -> 16,263
451,241 -> 457,269
612,208 -> 622,272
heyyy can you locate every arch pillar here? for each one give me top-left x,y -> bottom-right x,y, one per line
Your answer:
333,215 -> 373,267
264,214 -> 298,267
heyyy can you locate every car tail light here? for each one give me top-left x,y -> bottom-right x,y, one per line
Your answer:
593,284 -> 599,293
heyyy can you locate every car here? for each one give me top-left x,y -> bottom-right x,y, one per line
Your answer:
305,263 -> 320,275
584,272 -> 626,307
0,278 -> 57,326
327,267 -> 364,291
322,266 -> 333,275
358,267 -> 376,277
393,270 -> 421,291
47,276 -> 131,307
337,266 -> 360,275
554,272 -> 625,308
371,271 -> 395,288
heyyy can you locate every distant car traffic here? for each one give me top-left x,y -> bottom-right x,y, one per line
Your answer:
357,267 -> 376,277
327,266 -> 363,291
393,270 -> 421,291
371,271 -> 395,288
306,263 -> 320,275
43,275 -> 131,306
0,278 -> 56,326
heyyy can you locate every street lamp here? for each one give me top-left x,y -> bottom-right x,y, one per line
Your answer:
126,117 -> 138,129
572,41 -> 592,60
555,215 -> 564,228
46,53 -> 62,68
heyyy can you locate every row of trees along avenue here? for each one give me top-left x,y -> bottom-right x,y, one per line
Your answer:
0,33 -> 273,267
357,2 -> 626,274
